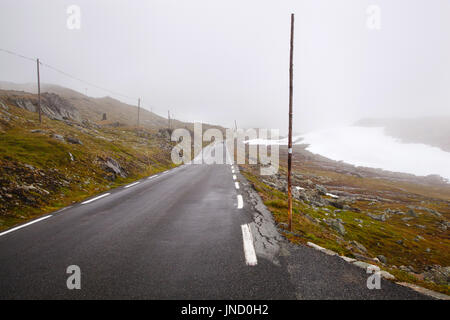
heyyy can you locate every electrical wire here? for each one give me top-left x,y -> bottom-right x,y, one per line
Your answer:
0,47 -> 161,113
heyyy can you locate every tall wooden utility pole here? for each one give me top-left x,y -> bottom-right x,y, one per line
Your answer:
36,58 -> 42,124
168,110 -> 171,130
287,13 -> 295,232
137,98 -> 141,127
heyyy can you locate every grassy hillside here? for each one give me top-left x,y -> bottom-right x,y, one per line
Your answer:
0,93 -> 179,232
0,81 -> 223,132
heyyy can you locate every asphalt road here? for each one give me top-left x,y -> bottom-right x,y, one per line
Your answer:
0,143 -> 430,299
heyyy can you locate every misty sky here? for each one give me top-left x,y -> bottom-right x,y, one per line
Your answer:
0,0 -> 449,133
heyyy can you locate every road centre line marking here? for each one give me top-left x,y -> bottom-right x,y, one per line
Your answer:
0,215 -> 52,237
82,193 -> 111,204
241,224 -> 258,266
237,195 -> 243,209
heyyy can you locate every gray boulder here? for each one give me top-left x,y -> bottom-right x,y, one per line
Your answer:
367,213 -> 387,222
66,136 -> 83,145
326,219 -> 346,235
97,157 -> 127,180
51,134 -> 65,142
423,265 -> 450,285
315,184 -> 327,195
350,240 -> 367,254
377,255 -> 387,264
407,209 -> 418,217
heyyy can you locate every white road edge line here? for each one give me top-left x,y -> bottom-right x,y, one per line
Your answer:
241,224 -> 258,266
148,174 -> 159,180
55,206 -> 72,214
237,194 -> 243,209
233,174 -> 237,180
81,193 -> 111,204
232,169 -> 235,173
0,215 -> 52,237
235,182 -> 240,189
124,181 -> 140,189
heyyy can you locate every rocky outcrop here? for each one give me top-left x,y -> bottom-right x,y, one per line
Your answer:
157,128 -> 173,140
96,157 -> 127,180
368,213 -> 388,222
260,173 -> 358,211
1,91 -> 80,122
422,265 -> 450,285
325,218 -> 346,235
66,136 -> 83,145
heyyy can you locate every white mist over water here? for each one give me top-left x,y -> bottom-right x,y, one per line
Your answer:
246,126 -> 450,181
300,127 -> 450,181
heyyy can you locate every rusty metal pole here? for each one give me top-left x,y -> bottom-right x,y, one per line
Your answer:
36,58 -> 42,124
288,13 -> 294,231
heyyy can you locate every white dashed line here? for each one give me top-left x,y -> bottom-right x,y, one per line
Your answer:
233,175 -> 237,180
82,193 -> 111,204
148,174 -> 158,180
0,215 -> 52,237
124,181 -> 140,189
232,169 -> 235,174
235,182 -> 240,189
241,224 -> 257,266
237,195 -> 243,209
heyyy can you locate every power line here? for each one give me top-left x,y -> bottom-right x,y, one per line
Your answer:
39,61 -> 138,102
0,47 -> 165,116
0,48 -> 36,62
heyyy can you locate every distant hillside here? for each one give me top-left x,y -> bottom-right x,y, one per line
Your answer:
0,81 -> 222,132
0,82 -> 224,232
0,93 -> 179,231
0,90 -> 82,121
355,117 -> 450,152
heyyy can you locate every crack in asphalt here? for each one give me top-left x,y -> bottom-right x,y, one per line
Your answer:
239,176 -> 284,267
237,166 -> 432,300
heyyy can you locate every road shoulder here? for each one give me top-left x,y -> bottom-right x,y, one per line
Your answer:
236,165 -> 434,300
